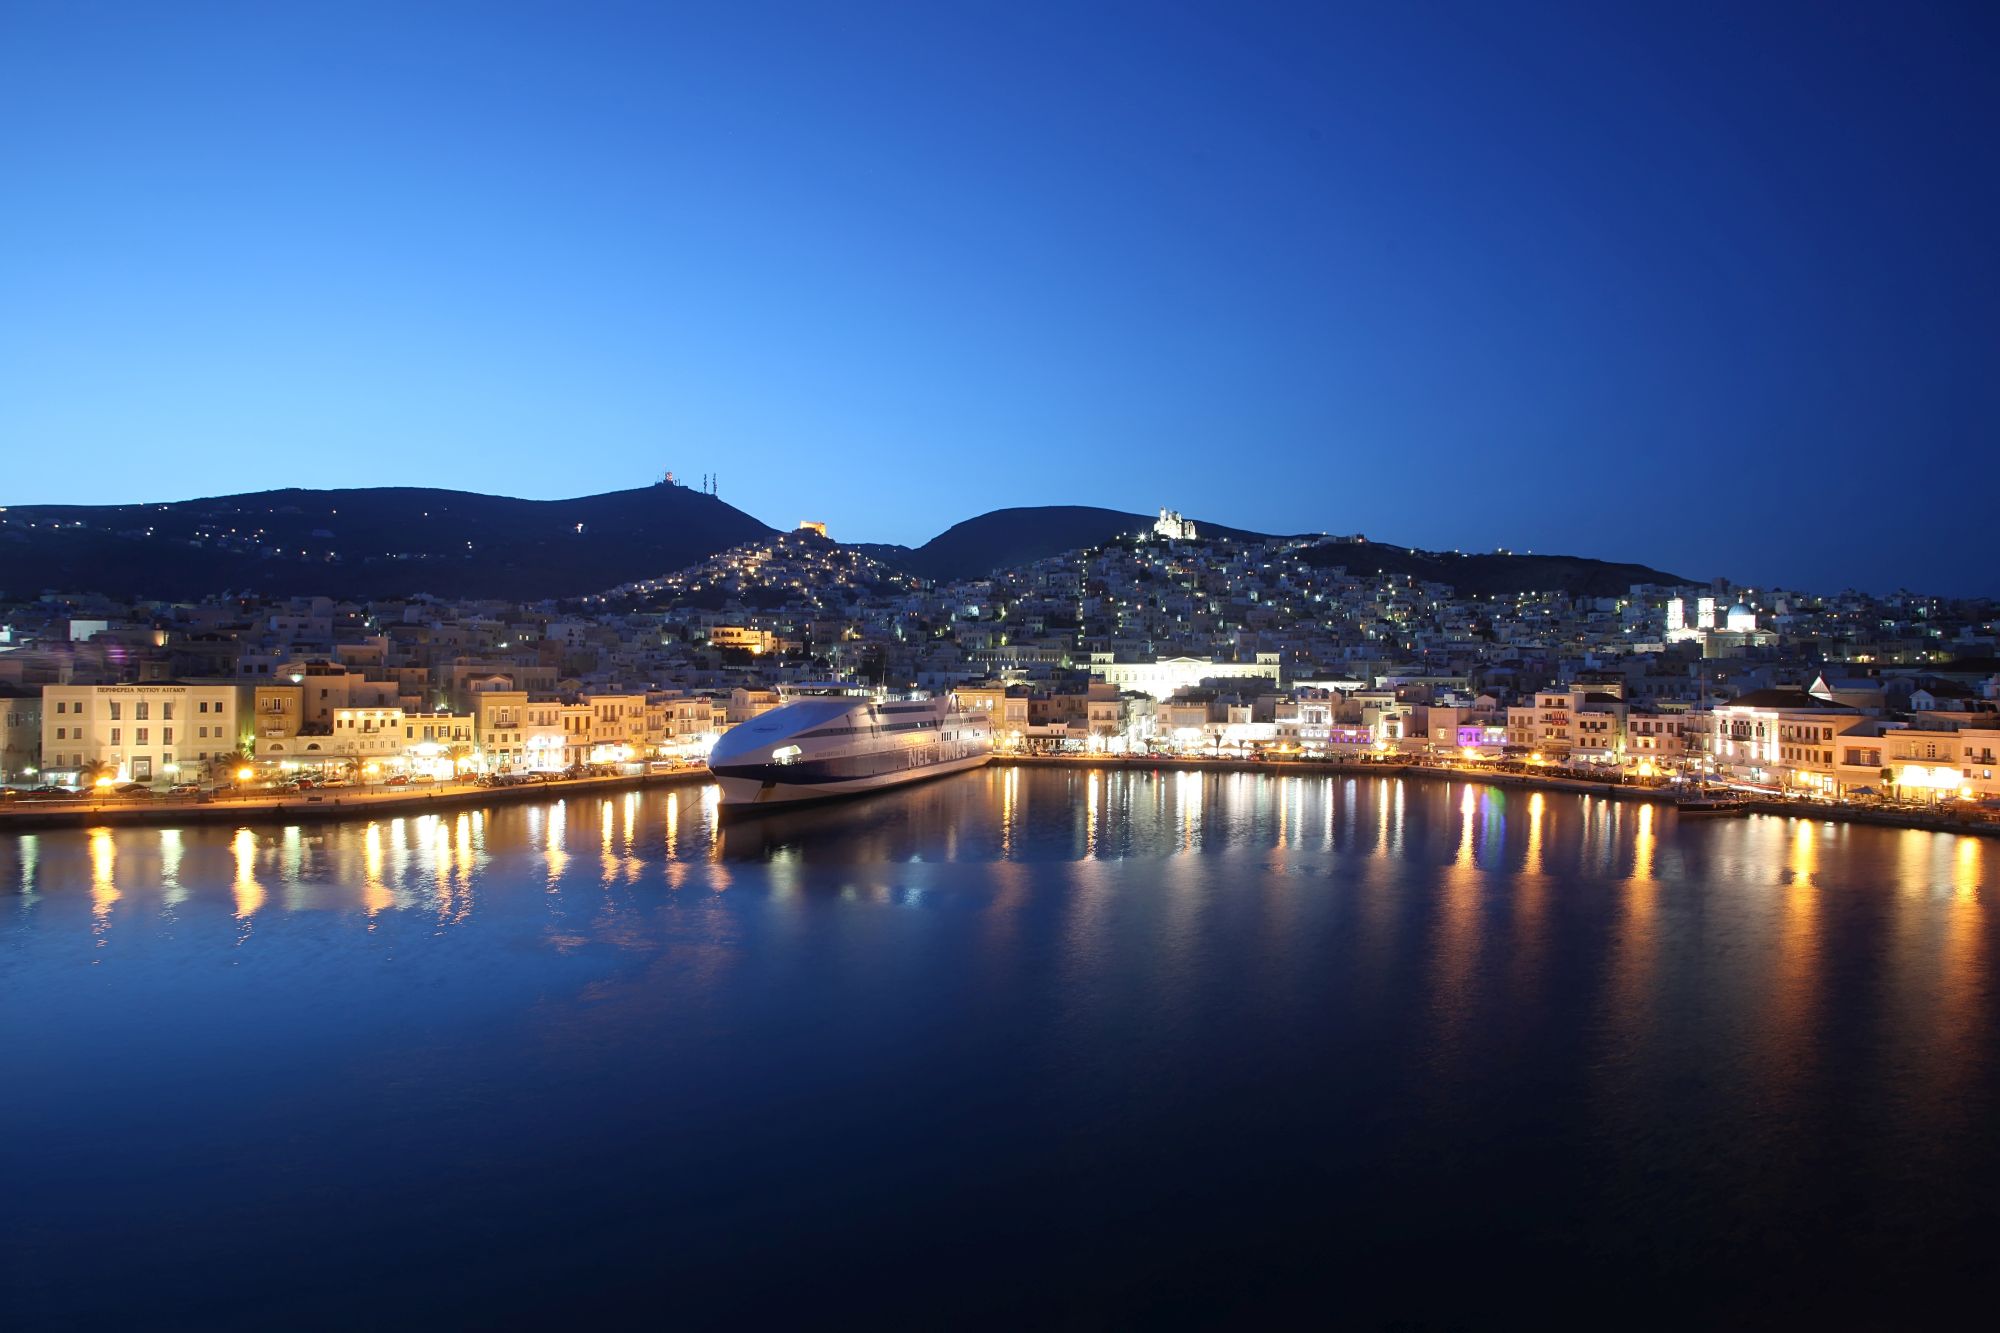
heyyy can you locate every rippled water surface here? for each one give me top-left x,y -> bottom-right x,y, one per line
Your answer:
4,769 -> 1996,1327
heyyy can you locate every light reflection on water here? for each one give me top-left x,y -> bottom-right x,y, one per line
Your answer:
2,767 -> 1996,1326
11,769 -> 1993,1011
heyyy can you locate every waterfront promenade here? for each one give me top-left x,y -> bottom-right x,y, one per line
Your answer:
4,751 -> 1996,840
999,751 -> 2000,839
0,768 -> 713,831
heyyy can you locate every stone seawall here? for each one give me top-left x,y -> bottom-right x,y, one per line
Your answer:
0,768 -> 712,833
992,754 -> 2000,838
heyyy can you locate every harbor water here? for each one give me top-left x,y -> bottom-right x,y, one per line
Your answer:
3,768 -> 1995,1326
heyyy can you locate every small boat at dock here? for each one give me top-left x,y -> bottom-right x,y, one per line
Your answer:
1674,795 -> 1748,816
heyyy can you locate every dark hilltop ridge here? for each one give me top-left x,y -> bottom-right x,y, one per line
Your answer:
0,485 -> 777,601
1291,541 -> 1689,599
852,505 -> 1276,581
856,505 -> 1688,596
0,485 -> 1687,601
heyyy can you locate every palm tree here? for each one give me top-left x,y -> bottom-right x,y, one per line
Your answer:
214,746 -> 256,785
77,758 -> 117,791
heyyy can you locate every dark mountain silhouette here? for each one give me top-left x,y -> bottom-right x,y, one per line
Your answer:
0,485 -> 775,601
1294,541 -> 1687,598
858,506 -> 1688,594
857,506 -> 1275,581
0,485 -> 1687,601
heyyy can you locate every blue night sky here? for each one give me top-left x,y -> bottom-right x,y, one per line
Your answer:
2,1 -> 1994,593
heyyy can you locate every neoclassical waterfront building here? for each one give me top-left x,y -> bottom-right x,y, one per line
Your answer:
40,681 -> 253,783
1090,654 -> 1281,700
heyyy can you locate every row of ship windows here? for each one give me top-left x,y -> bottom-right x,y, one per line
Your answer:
799,719 -> 943,739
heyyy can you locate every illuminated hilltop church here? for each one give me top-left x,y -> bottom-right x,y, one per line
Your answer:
1665,594 -> 1777,657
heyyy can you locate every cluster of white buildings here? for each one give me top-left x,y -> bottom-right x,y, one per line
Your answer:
949,665 -> 2000,808
3,505 -> 1997,805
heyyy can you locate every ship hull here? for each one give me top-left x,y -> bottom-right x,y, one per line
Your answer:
706,692 -> 994,812
713,750 -> 992,810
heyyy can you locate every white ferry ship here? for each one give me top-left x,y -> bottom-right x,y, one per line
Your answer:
706,689 -> 993,809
